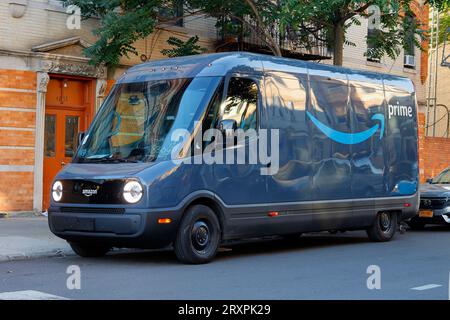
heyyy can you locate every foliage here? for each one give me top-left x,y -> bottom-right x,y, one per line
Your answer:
161,36 -> 207,57
61,0 -> 170,65
61,0 -> 445,66
281,0 -> 428,64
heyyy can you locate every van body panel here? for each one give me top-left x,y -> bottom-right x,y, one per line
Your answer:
48,52 -> 419,248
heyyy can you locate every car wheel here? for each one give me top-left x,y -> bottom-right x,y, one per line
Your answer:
69,242 -> 111,257
174,204 -> 221,264
367,212 -> 397,242
407,219 -> 426,230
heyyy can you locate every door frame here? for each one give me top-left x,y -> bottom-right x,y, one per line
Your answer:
38,74 -> 96,212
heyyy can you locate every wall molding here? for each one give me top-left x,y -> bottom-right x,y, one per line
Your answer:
0,165 -> 34,172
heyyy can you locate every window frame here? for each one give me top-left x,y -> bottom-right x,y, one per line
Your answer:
199,73 -> 263,151
221,73 -> 262,134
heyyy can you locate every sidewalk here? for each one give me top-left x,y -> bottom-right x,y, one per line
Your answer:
0,216 -> 73,262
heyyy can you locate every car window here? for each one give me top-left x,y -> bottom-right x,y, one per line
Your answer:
433,169 -> 450,184
206,77 -> 259,132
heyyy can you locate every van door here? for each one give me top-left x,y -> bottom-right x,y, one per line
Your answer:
308,67 -> 353,229
202,74 -> 269,236
264,72 -> 315,234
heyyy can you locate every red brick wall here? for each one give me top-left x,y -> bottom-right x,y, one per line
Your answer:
0,69 -> 36,212
410,2 -> 429,84
0,172 -> 34,212
418,112 -> 450,182
421,137 -> 450,180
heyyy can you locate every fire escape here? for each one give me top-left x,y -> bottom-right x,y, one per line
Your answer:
215,17 -> 332,61
426,6 -> 450,137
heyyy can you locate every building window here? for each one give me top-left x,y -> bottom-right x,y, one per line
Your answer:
367,5 -> 380,63
159,0 -> 184,27
404,14 -> 416,69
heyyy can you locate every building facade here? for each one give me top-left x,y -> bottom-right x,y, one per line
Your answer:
0,0 -> 446,214
0,0 -> 218,214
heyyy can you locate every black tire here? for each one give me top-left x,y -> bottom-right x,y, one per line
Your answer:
69,242 -> 110,258
366,212 -> 397,242
407,219 -> 426,230
174,204 -> 221,264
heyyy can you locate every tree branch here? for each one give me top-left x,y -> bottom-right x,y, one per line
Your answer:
227,14 -> 281,56
243,0 -> 282,56
343,2 -> 373,21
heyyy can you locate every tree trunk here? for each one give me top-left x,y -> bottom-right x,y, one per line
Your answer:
270,41 -> 282,57
333,22 -> 344,66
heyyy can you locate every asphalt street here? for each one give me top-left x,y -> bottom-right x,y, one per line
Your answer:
1,227 -> 450,300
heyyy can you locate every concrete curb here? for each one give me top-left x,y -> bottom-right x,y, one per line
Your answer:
0,211 -> 43,218
0,249 -> 75,263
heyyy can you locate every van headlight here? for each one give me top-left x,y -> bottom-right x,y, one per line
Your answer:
52,181 -> 63,202
123,181 -> 143,204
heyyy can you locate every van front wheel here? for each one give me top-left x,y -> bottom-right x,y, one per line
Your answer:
174,205 -> 221,264
366,212 -> 397,242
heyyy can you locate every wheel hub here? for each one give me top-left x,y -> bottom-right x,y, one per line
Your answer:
380,212 -> 391,232
191,221 -> 210,251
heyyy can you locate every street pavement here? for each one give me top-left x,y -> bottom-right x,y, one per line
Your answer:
1,226 -> 450,300
0,217 -> 72,262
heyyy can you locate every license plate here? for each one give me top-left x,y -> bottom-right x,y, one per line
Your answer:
419,210 -> 433,218
64,217 -> 95,231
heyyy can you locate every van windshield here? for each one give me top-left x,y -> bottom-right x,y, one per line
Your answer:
75,77 -> 222,163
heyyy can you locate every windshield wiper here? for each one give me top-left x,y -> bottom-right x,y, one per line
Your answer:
84,157 -> 140,163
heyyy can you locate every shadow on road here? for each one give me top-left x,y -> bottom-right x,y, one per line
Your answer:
94,232 -> 371,265
408,225 -> 450,232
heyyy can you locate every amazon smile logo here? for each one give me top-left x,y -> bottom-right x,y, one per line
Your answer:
306,111 -> 385,145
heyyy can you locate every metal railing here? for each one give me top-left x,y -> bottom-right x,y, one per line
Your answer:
216,17 -> 332,61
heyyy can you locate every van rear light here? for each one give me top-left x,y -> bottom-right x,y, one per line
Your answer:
404,203 -> 411,207
268,211 -> 279,217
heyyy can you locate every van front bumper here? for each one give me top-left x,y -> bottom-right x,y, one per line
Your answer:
48,207 -> 181,248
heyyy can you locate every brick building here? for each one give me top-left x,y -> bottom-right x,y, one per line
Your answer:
0,0 -> 447,214
0,0 -> 218,213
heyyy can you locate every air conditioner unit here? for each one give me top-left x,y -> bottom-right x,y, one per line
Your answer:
404,55 -> 416,68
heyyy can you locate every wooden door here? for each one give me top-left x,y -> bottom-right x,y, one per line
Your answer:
43,77 -> 94,210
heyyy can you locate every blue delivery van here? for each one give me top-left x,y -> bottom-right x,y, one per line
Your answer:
48,53 -> 419,264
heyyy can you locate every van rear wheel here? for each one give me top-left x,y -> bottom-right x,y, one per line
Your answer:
69,242 -> 110,257
367,212 -> 397,242
174,205 -> 221,264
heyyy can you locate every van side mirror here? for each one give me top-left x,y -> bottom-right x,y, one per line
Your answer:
218,119 -> 238,145
426,178 -> 433,184
219,119 -> 237,135
77,131 -> 86,147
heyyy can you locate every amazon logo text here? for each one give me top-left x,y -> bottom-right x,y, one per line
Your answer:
388,102 -> 413,119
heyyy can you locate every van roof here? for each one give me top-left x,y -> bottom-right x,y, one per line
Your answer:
118,52 -> 414,93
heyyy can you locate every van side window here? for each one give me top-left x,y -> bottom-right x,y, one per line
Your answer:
206,77 -> 259,132
309,77 -> 349,127
265,74 -> 308,124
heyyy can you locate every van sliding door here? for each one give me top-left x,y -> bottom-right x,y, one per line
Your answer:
309,67 -> 352,201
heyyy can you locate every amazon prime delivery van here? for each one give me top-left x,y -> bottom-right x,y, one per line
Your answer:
48,52 -> 419,264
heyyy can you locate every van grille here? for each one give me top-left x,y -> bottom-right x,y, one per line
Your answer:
420,197 -> 448,210
59,207 -> 125,214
